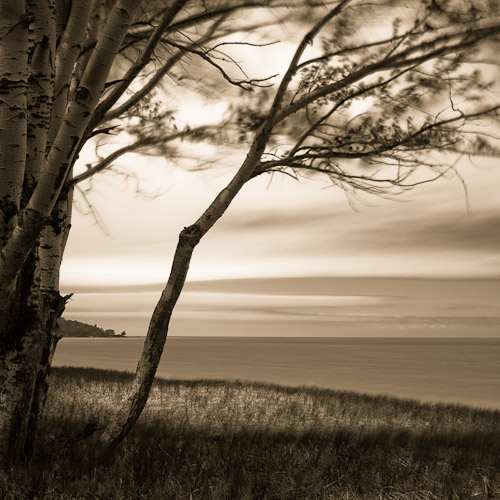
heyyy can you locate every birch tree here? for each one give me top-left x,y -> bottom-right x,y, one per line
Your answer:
0,0 -> 499,463
0,0 -> 310,464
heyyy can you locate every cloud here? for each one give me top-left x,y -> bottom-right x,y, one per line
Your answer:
397,213 -> 500,251
62,150 -> 500,287
63,276 -> 500,337
335,211 -> 499,252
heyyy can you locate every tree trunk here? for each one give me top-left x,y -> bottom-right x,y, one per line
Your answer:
24,293 -> 65,457
0,251 -> 66,466
1,0 -> 139,464
98,126 -> 272,454
97,225 -> 201,453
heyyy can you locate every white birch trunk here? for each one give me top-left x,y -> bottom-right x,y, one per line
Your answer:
0,2 -> 28,245
0,0 -> 140,463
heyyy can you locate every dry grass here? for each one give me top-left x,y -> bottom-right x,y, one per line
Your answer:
2,366 -> 500,499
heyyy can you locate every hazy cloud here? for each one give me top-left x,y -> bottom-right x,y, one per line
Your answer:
64,277 -> 500,336
62,151 -> 500,287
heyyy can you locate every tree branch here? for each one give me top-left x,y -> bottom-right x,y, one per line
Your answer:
71,125 -> 213,185
258,105 -> 500,177
275,22 -> 500,125
103,19 -> 224,123
88,0 -> 188,135
160,39 -> 278,90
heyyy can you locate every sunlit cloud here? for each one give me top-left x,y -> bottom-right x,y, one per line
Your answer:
62,155 -> 500,289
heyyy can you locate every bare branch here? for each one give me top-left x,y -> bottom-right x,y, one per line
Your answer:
72,125 -> 216,185
89,0 -> 189,134
103,18 -> 227,123
276,22 -> 500,125
161,39 -> 278,90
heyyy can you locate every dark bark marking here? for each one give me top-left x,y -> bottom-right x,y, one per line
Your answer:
74,86 -> 91,105
180,223 -> 203,245
2,13 -> 32,38
1,253 -> 38,352
0,196 -> 18,221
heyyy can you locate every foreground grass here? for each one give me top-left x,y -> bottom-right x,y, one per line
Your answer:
2,367 -> 500,499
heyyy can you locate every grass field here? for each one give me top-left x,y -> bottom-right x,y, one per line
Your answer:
2,367 -> 500,499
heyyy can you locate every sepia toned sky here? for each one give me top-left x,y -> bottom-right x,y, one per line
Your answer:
60,145 -> 500,337
60,13 -> 500,337
63,152 -> 500,285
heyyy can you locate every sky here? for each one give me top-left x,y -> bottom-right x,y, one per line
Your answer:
59,8 -> 500,337
60,146 -> 500,337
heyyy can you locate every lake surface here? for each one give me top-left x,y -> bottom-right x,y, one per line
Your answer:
53,337 -> 500,410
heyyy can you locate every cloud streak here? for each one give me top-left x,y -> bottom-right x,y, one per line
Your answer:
64,277 -> 500,337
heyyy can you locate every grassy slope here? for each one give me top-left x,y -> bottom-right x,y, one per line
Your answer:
2,367 -> 500,500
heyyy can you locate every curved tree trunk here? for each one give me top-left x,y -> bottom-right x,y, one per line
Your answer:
98,116 -> 280,453
95,4 -> 348,453
97,178 -> 261,453
97,225 -> 201,451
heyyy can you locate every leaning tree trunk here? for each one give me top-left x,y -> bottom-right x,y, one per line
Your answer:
97,224 -> 202,451
98,120 -> 279,453
95,7 -> 335,452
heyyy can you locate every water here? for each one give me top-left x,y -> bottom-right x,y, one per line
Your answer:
53,337 -> 500,410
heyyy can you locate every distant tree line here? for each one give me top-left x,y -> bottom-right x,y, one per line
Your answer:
58,319 -> 126,338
